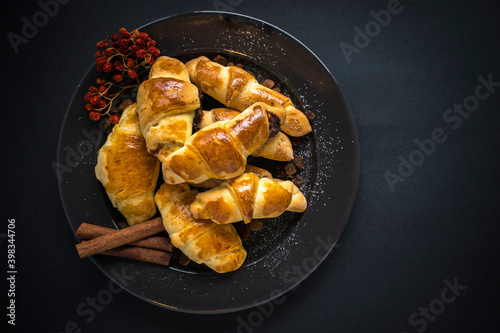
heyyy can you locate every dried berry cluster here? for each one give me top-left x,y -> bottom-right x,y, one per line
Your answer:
84,28 -> 160,123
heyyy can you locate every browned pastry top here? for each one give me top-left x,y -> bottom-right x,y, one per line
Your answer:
239,84 -> 290,110
100,126 -> 158,202
210,108 -> 241,122
149,56 -> 190,80
190,220 -> 242,263
226,103 -> 269,153
226,66 -> 256,106
228,173 -> 259,223
137,77 -> 200,129
191,57 -> 225,97
190,127 -> 245,175
258,180 -> 293,217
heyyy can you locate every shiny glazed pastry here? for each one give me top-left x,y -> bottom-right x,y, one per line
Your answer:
162,102 -> 285,185
185,55 -> 312,137
136,56 -> 200,162
154,183 -> 247,273
199,107 -> 294,161
190,172 -> 307,224
95,103 -> 160,225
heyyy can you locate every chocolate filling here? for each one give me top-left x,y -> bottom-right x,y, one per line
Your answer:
267,111 -> 281,139
192,91 -> 204,133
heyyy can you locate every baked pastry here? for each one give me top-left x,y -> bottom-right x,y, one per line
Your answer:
185,55 -> 312,137
154,183 -> 247,273
136,56 -> 200,162
162,102 -> 285,185
199,108 -> 293,161
190,172 -> 307,224
95,103 -> 160,225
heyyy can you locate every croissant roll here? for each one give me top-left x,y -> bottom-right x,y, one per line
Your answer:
95,103 -> 160,225
136,56 -> 200,162
199,108 -> 294,161
185,55 -> 312,137
162,102 -> 284,185
190,173 -> 307,224
154,183 -> 247,273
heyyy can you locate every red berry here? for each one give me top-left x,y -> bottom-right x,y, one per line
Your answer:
84,92 -> 92,102
119,28 -> 130,38
135,49 -> 147,59
113,74 -> 123,82
96,40 -> 108,51
127,69 -> 137,79
89,111 -> 101,121
116,47 -> 128,55
110,33 -> 119,42
118,38 -> 129,49
129,45 -> 139,53
98,99 -> 107,108
109,115 -> 120,124
113,61 -> 124,71
136,39 -> 146,48
90,95 -> 101,106
96,57 -> 106,67
149,46 -> 160,58
104,48 -> 114,57
103,62 -> 113,73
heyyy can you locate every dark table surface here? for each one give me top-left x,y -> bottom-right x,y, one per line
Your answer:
2,1 -> 499,332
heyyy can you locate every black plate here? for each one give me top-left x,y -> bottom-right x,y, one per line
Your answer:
57,11 -> 359,313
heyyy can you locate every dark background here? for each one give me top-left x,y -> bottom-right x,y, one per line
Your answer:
2,0 -> 499,332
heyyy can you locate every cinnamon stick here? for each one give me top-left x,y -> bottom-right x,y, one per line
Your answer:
75,217 -> 164,258
75,223 -> 173,253
100,245 -> 171,266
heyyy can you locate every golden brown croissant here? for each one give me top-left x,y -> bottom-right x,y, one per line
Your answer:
136,56 -> 200,162
190,172 -> 307,224
199,108 -> 294,161
154,183 -> 246,273
186,55 -> 312,137
95,103 -> 160,225
162,102 -> 285,185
